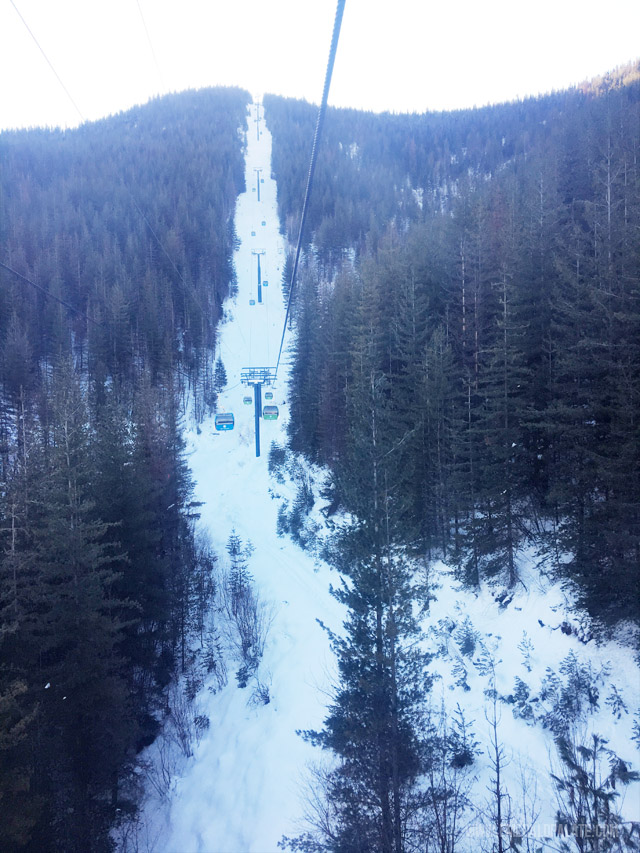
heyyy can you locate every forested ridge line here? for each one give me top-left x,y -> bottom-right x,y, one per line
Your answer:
1,87 -> 248,399
0,87 -> 249,850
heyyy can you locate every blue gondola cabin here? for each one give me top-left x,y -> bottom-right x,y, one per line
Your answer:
215,413 -> 235,431
264,391 -> 273,400
263,405 -> 279,421
243,396 -> 252,405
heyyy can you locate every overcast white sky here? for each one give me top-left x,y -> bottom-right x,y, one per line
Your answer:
1,0 -> 639,131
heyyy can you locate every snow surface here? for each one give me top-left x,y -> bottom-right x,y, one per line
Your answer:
139,101 -> 345,853
130,101 -> 640,853
421,553 -> 640,842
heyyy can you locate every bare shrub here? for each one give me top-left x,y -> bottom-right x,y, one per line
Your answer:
249,676 -> 272,707
418,702 -> 478,852
166,681 -> 205,758
220,551 -> 274,682
202,617 -> 228,692
140,738 -> 180,802
279,761 -> 341,850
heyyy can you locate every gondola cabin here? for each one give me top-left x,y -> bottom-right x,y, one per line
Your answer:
243,396 -> 252,405
249,299 -> 255,305
214,413 -> 235,431
264,391 -> 273,400
263,280 -> 268,287
263,405 -> 279,421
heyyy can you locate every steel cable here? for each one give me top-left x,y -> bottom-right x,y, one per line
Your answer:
274,0 -> 346,377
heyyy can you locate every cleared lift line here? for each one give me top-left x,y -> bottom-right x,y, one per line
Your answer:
240,0 -> 346,457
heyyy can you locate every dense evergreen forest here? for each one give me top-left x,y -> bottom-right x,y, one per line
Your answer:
265,63 -> 640,621
0,87 -> 249,850
267,70 -> 640,852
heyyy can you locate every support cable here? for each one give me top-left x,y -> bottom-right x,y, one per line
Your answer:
126,189 -> 204,313
274,0 -> 346,377
0,259 -> 196,387
9,0 -> 85,123
0,260 -> 102,327
135,0 -> 166,93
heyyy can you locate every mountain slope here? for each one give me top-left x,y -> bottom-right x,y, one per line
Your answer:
133,94 -> 640,853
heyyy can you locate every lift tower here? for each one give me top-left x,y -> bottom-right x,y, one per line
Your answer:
253,167 -> 263,201
252,249 -> 266,303
254,103 -> 261,140
241,367 -> 276,457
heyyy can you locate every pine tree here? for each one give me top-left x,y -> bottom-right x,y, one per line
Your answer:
213,355 -> 228,393
3,361 -> 134,850
226,530 -> 253,618
304,545 -> 427,853
299,279 -> 429,852
288,269 -> 323,457
552,733 -> 640,851
473,268 -> 529,587
0,389 -> 44,849
422,326 -> 457,562
316,270 -> 357,464
90,385 -> 160,709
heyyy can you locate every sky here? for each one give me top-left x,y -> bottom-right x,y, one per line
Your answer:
1,0 -> 639,132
